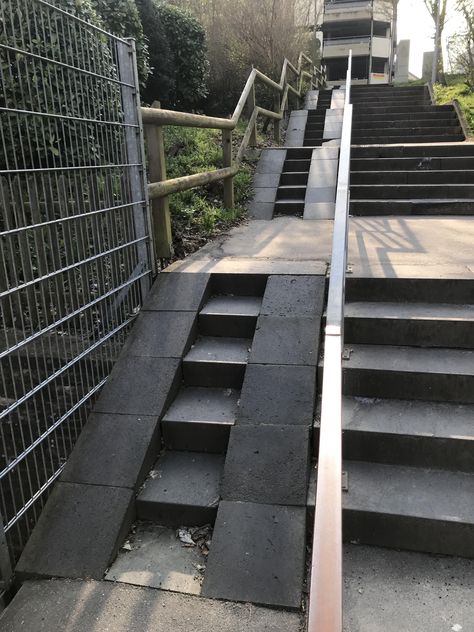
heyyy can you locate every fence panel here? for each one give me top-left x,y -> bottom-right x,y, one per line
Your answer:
0,0 -> 152,574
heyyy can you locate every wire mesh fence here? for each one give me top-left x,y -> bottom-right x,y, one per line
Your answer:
0,0 -> 152,575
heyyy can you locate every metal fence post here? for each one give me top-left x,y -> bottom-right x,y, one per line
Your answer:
222,129 -> 234,209
145,102 -> 173,261
117,39 -> 154,289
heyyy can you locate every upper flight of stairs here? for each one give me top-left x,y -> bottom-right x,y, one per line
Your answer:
350,85 -> 465,144
303,89 -> 332,147
274,147 -> 312,217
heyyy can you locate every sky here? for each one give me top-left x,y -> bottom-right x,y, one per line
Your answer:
397,0 -> 465,77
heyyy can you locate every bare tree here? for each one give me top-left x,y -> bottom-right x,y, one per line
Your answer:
448,0 -> 474,85
424,0 -> 448,83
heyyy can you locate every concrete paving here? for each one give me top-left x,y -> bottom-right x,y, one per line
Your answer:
344,544 -> 474,632
0,579 -> 303,632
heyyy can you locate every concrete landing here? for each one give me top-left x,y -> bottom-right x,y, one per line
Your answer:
344,544 -> 474,632
166,216 -> 474,279
0,579 -> 302,632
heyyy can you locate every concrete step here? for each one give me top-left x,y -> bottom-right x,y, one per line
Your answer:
351,86 -> 428,94
183,336 -> 251,388
199,295 -> 261,338
353,110 -> 455,122
351,97 -> 431,106
343,460 -> 474,557
344,301 -> 474,348
136,451 -> 224,525
351,156 -> 474,171
286,147 -> 313,160
352,134 -> 465,144
283,158 -> 311,172
210,273 -> 267,297
345,277 -> 474,304
351,183 -> 474,199
345,277 -> 474,303
273,199 -> 305,215
276,185 -> 306,200
351,169 -> 474,185
280,171 -> 309,186
337,397 -> 474,471
351,143 -> 474,158
340,344 -> 474,403
353,119 -> 458,130
352,104 -> 453,115
162,387 -> 239,453
350,198 -> 474,215
303,139 -> 324,147
352,126 -> 463,138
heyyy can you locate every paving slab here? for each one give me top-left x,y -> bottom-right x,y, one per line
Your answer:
0,579 -> 302,632
137,452 -> 224,525
239,363 -> 316,426
16,483 -> 134,580
343,544 -> 474,632
255,149 -> 287,174
303,202 -> 335,219
202,501 -> 306,608
222,425 -> 310,505
124,311 -> 196,358
143,272 -> 210,311
250,315 -> 320,366
94,356 -> 181,417
105,522 -> 207,595
61,412 -> 160,489
261,275 -> 325,318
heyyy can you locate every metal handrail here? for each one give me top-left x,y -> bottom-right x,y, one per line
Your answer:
308,50 -> 353,632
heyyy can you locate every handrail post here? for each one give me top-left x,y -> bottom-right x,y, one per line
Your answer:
248,77 -> 258,147
274,92 -> 281,144
222,129 -> 234,209
144,101 -> 173,260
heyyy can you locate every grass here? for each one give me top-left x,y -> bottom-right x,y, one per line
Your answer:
433,82 -> 474,136
163,121 -> 263,260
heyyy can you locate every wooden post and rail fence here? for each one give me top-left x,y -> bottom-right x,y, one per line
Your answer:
141,52 -> 326,261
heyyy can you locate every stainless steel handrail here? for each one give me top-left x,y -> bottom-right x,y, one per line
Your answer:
308,50 -> 353,632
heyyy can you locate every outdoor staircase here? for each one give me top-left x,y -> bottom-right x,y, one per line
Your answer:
274,147 -> 312,216
350,85 -> 465,144
304,89 -> 332,146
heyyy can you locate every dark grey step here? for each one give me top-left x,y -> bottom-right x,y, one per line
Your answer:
345,277 -> 474,304
162,386 -> 239,453
352,105 -> 454,115
276,185 -> 306,200
210,273 -> 268,297
280,171 -> 309,186
286,147 -> 313,159
183,336 -> 251,388
303,139 -> 324,147
352,126 -> 462,138
353,111 -> 455,122
283,159 -> 311,172
342,460 -> 474,558
351,184 -> 474,200
351,144 -> 474,158
351,98 -> 431,107
353,119 -> 458,130
273,199 -> 305,215
199,295 -> 262,337
340,344 -> 474,403
136,451 -> 224,525
336,397 -> 474,471
351,170 -> 474,185
344,301 -> 474,348
350,199 -> 474,215
352,134 -> 465,144
351,156 -> 474,171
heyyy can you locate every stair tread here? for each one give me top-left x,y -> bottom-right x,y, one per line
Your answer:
184,336 -> 251,364
345,302 -> 474,322
343,460 -> 474,523
200,295 -> 262,318
341,344 -> 474,376
163,387 -> 239,425
342,396 -> 474,440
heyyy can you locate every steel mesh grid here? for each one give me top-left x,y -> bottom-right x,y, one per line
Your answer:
0,0 -> 151,564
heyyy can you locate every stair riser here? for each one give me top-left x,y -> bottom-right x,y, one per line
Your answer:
286,148 -> 313,159
274,202 -> 304,215
351,171 -> 474,185
283,159 -> 311,172
199,314 -> 258,338
353,135 -> 465,144
353,112 -> 455,122
276,188 -> 306,200
312,428 -> 474,472
351,157 -> 474,171
352,126 -> 462,137
162,420 -> 230,454
345,317 -> 474,349
352,144 -> 474,158
343,510 -> 474,558
352,105 -> 453,114
136,500 -> 218,527
183,361 -> 246,388
353,120 -> 458,130
351,185 -> 474,199
211,274 -> 268,297
350,201 -> 474,215
303,140 -> 324,147
280,172 -> 309,186
351,88 -> 428,96
342,367 -> 474,403
346,278 -> 474,304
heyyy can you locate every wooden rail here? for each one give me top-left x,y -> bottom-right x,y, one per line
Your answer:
141,52 -> 326,258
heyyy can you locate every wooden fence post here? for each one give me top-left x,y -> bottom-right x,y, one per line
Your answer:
144,101 -> 173,260
222,129 -> 234,209
248,79 -> 258,147
274,93 -> 281,144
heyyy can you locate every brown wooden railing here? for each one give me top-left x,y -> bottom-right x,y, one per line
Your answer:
140,53 -> 326,259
